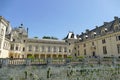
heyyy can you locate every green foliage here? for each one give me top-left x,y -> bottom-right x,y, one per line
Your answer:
24,71 -> 27,79
77,56 -> 84,59
27,55 -> 34,59
34,36 -> 38,39
67,56 -> 72,58
10,77 -> 13,80
42,36 -> 58,40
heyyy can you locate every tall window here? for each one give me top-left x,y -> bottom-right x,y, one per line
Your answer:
16,46 -> 18,51
10,44 -> 14,50
117,44 -> 120,54
0,39 -> 1,49
1,29 -> 4,36
92,42 -> 94,46
83,43 -> 86,47
42,46 -> 45,52
64,47 -> 67,52
59,47 -> 62,52
84,49 -> 86,55
23,47 -> 25,51
35,46 -> 39,52
69,49 -> 71,53
53,46 -> 56,52
102,39 -> 106,44
103,46 -> 107,54
116,36 -> 120,41
48,46 -> 50,52
78,51 -> 80,56
29,45 -> 32,51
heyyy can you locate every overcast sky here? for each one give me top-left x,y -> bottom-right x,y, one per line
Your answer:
0,0 -> 120,39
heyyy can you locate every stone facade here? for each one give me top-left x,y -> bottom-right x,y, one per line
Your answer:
1,16 -> 120,58
72,16 -> 120,58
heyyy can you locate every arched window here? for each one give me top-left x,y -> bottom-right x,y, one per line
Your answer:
91,32 -> 96,38
101,28 -> 107,35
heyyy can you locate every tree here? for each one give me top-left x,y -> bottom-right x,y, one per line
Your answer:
42,36 -> 58,40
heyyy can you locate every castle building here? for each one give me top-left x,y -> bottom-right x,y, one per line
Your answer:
0,16 -> 120,58
73,16 -> 120,58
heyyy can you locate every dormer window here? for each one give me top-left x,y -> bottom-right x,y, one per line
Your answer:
104,28 -> 107,32
79,37 -> 82,40
91,32 -> 97,38
85,35 -> 88,39
101,28 -> 107,35
93,32 -> 96,35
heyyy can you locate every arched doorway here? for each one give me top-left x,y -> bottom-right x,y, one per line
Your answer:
34,54 -> 39,58
47,54 -> 51,58
27,54 -> 33,58
41,54 -> 45,59
58,55 -> 62,58
53,54 -> 57,59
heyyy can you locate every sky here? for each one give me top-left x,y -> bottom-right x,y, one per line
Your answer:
0,0 -> 120,39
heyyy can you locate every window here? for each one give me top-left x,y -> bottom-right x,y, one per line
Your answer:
29,45 -> 32,51
64,47 -> 67,52
0,40 -> 1,49
35,46 -> 39,52
42,46 -> 45,52
69,49 -> 71,53
91,32 -> 96,38
53,46 -> 56,52
74,47 -> 76,50
83,43 -> 86,47
1,29 -> 4,36
116,36 -> 120,41
13,39 -> 15,42
16,46 -> 18,50
103,46 -> 107,54
69,43 -> 71,45
59,47 -> 62,52
102,39 -> 106,44
23,40 -> 26,43
84,49 -> 86,55
92,42 -> 94,46
23,47 -> 25,51
117,44 -> 120,54
10,44 -> 14,50
78,51 -> 80,56
48,46 -> 50,52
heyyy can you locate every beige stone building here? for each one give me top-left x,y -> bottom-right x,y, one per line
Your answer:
0,16 -> 68,58
1,16 -> 120,58
71,16 -> 120,58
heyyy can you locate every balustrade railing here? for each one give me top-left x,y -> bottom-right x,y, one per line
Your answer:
0,58 -> 120,67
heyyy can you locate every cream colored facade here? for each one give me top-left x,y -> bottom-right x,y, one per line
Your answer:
0,16 -> 10,58
72,16 -> 120,58
1,16 -> 120,58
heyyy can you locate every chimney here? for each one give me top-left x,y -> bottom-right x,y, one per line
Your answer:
27,28 -> 29,34
86,29 -> 89,33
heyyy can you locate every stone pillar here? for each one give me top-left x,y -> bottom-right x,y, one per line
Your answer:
51,54 -> 53,59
